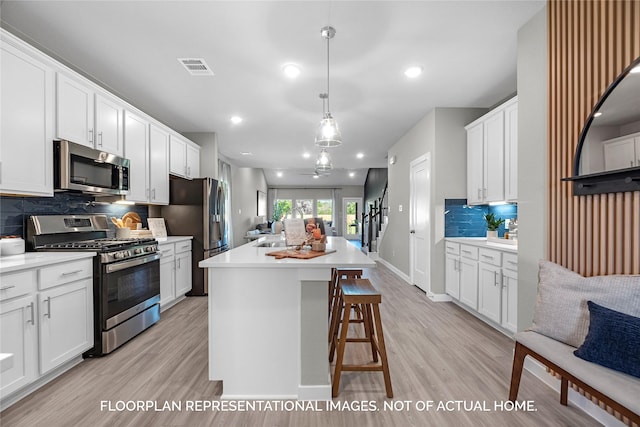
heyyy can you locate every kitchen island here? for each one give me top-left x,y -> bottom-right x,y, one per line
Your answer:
199,236 -> 376,400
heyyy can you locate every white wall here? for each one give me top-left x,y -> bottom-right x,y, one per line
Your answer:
381,108 -> 486,294
230,167 -> 268,248
516,6 -> 547,331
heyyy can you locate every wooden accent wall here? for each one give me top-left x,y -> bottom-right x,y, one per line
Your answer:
548,0 -> 640,277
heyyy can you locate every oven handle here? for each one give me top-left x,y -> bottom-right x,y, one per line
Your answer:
105,253 -> 161,273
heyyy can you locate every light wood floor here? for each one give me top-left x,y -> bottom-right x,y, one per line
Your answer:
1,262 -> 598,427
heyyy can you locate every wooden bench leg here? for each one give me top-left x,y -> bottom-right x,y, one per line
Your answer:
509,341 -> 527,401
560,377 -> 568,406
371,303 -> 393,398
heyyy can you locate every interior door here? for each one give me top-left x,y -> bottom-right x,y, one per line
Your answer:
410,154 -> 430,292
342,198 -> 361,240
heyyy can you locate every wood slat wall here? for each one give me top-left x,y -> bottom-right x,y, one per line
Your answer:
548,0 -> 640,277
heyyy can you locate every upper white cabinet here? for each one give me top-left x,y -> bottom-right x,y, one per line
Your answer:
603,133 -> 640,171
170,134 -> 200,179
124,111 -> 150,203
57,73 -> 124,157
0,35 -> 54,196
148,124 -> 170,204
465,96 -> 518,205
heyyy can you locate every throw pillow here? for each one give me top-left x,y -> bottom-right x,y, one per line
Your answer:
530,260 -> 640,347
574,301 -> 640,378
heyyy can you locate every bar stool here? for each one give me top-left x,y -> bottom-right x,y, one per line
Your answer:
328,269 -> 363,360
331,278 -> 393,398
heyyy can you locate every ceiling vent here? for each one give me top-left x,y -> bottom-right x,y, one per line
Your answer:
178,58 -> 214,76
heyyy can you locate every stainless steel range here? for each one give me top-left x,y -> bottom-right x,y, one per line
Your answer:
27,214 -> 160,356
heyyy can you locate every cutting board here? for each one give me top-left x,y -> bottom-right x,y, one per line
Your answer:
266,249 -> 336,260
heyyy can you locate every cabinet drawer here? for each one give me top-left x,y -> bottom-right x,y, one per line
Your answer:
0,270 -> 36,301
158,244 -> 175,260
479,248 -> 502,267
175,240 -> 191,254
503,253 -> 518,271
38,259 -> 93,291
460,245 -> 478,260
445,242 -> 460,255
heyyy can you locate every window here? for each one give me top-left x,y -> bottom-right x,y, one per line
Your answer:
273,199 -> 292,221
316,199 -> 333,225
295,199 -> 314,219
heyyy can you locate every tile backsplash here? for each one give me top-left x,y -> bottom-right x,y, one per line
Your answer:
444,199 -> 517,238
0,193 -> 148,240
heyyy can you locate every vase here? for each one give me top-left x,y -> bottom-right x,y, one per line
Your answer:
486,230 -> 497,238
272,221 -> 283,235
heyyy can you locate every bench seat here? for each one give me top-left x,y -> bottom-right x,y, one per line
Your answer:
510,331 -> 640,424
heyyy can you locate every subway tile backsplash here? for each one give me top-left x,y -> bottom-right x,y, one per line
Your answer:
444,199 -> 517,238
0,193 -> 148,240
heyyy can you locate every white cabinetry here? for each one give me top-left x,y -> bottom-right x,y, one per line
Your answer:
170,135 -> 200,179
0,34 -> 54,196
56,73 -> 123,156
444,239 -> 517,334
125,113 -> 170,205
603,133 -> 640,171
158,238 -> 192,311
465,96 -> 518,205
0,257 -> 93,405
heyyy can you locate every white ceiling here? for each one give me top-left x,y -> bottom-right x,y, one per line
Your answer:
0,0 -> 545,187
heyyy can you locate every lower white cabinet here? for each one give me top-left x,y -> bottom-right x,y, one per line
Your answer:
0,257 -> 93,405
445,239 -> 517,334
158,238 -> 192,311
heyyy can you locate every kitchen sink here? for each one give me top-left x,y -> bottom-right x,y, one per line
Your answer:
255,241 -> 287,248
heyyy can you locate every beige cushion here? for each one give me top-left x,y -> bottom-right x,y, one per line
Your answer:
530,260 -> 640,347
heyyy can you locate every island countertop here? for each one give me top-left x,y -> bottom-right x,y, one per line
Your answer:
199,235 -> 376,269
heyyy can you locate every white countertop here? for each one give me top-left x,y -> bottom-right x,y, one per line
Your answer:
445,237 -> 518,253
155,236 -> 193,245
199,236 -> 376,269
0,251 -> 96,274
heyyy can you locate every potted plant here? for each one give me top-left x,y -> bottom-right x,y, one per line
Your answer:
483,212 -> 505,238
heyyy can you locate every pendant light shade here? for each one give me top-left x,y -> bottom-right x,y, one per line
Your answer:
315,149 -> 333,174
315,26 -> 342,147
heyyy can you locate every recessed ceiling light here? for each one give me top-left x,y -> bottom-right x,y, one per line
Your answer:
356,153 -> 364,159
349,172 -> 355,178
303,152 -> 311,159
404,66 -> 423,78
230,116 -> 243,124
630,65 -> 640,74
240,151 -> 252,156
593,112 -> 602,118
282,63 -> 301,79
313,174 -> 319,179
276,171 -> 283,177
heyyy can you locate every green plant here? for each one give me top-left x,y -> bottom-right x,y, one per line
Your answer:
483,212 -> 505,231
272,200 -> 291,222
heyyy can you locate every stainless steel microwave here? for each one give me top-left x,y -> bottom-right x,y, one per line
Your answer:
54,140 -> 129,196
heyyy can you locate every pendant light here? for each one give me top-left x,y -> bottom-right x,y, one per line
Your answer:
315,149 -> 333,175
315,26 -> 342,147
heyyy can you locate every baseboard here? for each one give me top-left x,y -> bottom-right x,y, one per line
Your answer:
376,257 -> 411,285
297,384 -> 331,401
523,358 -> 627,427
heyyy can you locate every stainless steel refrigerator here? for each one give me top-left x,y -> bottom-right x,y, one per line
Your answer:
160,177 -> 229,295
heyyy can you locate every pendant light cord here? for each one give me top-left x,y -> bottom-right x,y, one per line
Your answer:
326,32 -> 330,114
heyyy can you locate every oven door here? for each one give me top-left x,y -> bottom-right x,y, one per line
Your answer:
101,253 -> 160,330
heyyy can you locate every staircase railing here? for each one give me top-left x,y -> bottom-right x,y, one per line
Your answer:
361,182 -> 388,252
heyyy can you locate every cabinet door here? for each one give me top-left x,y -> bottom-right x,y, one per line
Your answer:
0,295 -> 37,398
483,111 -> 505,202
95,94 -> 123,156
636,138 -> 640,167
186,144 -> 200,179
603,137 -> 636,171
501,268 -> 518,333
175,251 -> 192,296
445,254 -> 460,299
459,258 -> 479,310
504,102 -> 518,201
169,135 -> 187,177
0,42 -> 54,196
159,255 -> 176,309
149,124 -> 170,204
56,73 -> 94,147
38,279 -> 93,375
478,263 -> 501,324
466,123 -> 484,204
124,111 -> 149,203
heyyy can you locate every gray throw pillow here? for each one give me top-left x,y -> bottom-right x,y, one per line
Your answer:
530,260 -> 640,347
